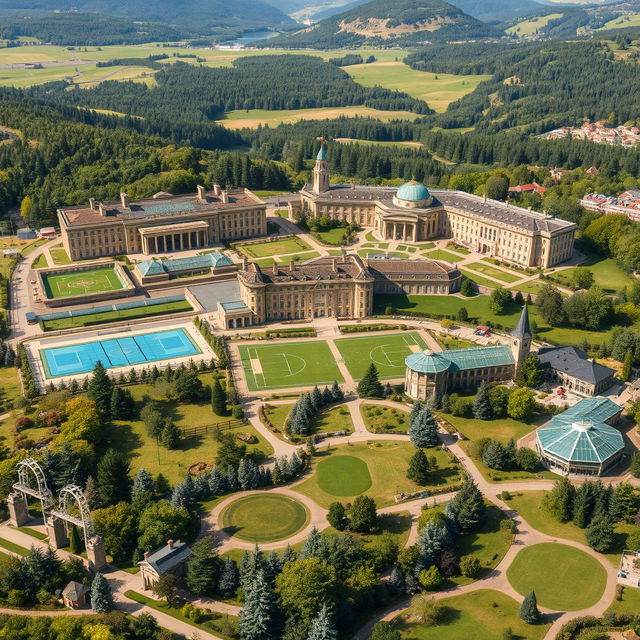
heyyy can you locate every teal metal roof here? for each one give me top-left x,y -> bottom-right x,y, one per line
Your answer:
396,180 -> 430,202
536,397 -> 623,465
405,345 -> 514,374
317,145 -> 327,161
137,252 -> 232,276
144,202 -> 195,215
221,300 -> 250,311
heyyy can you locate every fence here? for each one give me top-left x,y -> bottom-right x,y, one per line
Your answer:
181,418 -> 245,438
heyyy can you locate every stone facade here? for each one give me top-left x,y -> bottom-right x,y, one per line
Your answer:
58,185 -> 266,261
299,147 -> 576,269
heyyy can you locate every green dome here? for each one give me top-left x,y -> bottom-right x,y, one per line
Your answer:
405,350 -> 450,374
396,180 -> 430,202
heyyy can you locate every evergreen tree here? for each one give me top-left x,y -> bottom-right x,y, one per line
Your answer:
132,468 -> 154,497
311,386 -> 323,411
307,604 -> 337,640
88,360 -> 113,414
389,564 -> 404,594
408,406 -> 440,448
322,386 -> 333,406
186,537 -> 220,596
327,502 -> 348,531
300,526 -> 328,559
409,400 -> 424,430
519,591 -> 540,624
441,394 -> 451,413
571,483 -> 594,528
407,449 -> 430,485
239,570 -> 279,640
357,363 -> 383,398
69,524 -> 84,554
330,380 -> 343,402
219,557 -> 239,598
211,377 -> 227,416
472,381 -> 493,420
209,467 -> 228,495
110,385 -> 134,419
516,354 -> 545,388
482,440 -> 509,470
159,421 -> 181,449
585,509 -> 614,552
622,349 -> 633,382
90,572 -> 114,613
630,452 -> 640,478
451,476 -> 485,532
543,477 -> 575,523
417,519 -> 452,569
96,449 -> 132,506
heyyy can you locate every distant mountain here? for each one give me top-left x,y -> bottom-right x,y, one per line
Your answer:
0,0 -> 295,35
449,0 -> 543,23
264,0 -> 500,48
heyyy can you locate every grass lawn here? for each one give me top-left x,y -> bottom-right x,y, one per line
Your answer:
509,280 -> 548,296
220,494 -> 309,543
106,379 -> 273,483
361,403 -> 409,433
296,441 -> 461,508
365,231 -> 378,242
446,243 -> 470,254
41,266 -> 125,298
13,526 -> 47,541
432,333 -> 478,351
313,227 -> 346,245
437,411 -> 536,443
32,254 -> 47,269
549,257 -> 635,295
507,543 -> 606,610
253,251 -> 321,268
236,236 -> 311,258
396,589 -> 549,640
41,299 -> 193,331
598,13 -> 640,30
125,590 -> 238,640
507,13 -> 563,36
263,403 -> 293,430
508,491 -> 637,566
311,404 -> 354,435
465,262 -> 520,284
238,341 -> 343,391
50,248 -> 71,265
0,366 -> 24,410
423,249 -> 463,263
462,444 -> 558,483
607,585 -> 640,613
0,537 -> 29,556
460,268 -> 508,288
334,331 -> 427,380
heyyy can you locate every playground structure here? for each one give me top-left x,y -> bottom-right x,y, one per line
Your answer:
7,458 -> 106,570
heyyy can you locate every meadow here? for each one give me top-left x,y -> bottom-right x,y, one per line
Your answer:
506,14 -> 564,37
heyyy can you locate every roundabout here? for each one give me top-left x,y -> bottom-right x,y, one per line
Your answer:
219,493 -> 310,543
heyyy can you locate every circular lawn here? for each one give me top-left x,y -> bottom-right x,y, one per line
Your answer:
507,543 -> 606,611
220,494 -> 309,543
316,455 -> 372,496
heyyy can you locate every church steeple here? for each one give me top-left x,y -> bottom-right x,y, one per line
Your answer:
511,304 -> 532,375
313,139 -> 330,193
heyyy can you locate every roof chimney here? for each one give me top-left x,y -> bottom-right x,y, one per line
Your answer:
332,257 -> 337,271
167,539 -> 174,549
120,192 -> 129,209
289,259 -> 294,272
213,184 -> 222,196
89,198 -> 96,210
221,190 -> 229,204
143,551 -> 150,559
272,261 -> 278,275
98,203 -> 107,217
197,185 -> 206,201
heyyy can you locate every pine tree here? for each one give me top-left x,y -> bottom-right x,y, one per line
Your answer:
211,377 -> 227,416
88,361 -> 113,414
543,477 -> 575,523
209,467 -> 228,495
407,449 -> 430,485
69,524 -> 84,554
472,381 -> 493,420
417,518 -> 453,570
311,385 -> 323,410
132,468 -> 154,497
389,564 -> 404,594
408,406 -> 440,448
441,393 -> 451,413
482,441 -> 508,470
622,349 -> 633,382
451,476 -> 485,532
90,572 -> 114,613
331,380 -> 343,402
219,557 -> 239,598
630,452 -> 640,478
357,363 -> 383,398
300,526 -> 328,559
97,449 -> 132,506
586,509 -> 614,552
322,386 -> 333,406
186,537 -> 220,596
519,591 -> 540,624
239,570 -> 278,640
307,604 -> 337,640
409,401 -> 423,430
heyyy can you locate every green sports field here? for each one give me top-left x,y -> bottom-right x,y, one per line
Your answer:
41,266 -> 126,299
334,331 -> 427,380
238,340 -> 343,391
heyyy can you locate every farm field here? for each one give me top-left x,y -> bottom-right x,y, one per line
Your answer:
41,266 -> 125,298
334,331 -> 427,380
238,341 -> 343,391
345,61 -> 490,113
506,13 -> 564,37
597,14 -> 640,30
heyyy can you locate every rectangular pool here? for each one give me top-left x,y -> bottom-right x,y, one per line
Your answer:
40,328 -> 201,378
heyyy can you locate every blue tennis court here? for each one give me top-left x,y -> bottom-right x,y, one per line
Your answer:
41,328 -> 201,378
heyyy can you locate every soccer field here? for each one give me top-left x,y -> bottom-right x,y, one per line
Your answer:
238,341 -> 343,391
335,331 -> 427,380
41,267 -> 126,299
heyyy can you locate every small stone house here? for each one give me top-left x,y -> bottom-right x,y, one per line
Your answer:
138,540 -> 191,590
62,581 -> 89,609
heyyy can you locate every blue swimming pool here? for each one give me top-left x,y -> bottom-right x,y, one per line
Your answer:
41,328 -> 201,378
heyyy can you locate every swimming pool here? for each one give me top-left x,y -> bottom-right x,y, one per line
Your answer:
40,328 -> 201,378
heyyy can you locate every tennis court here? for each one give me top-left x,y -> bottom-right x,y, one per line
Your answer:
41,266 -> 126,299
335,331 -> 427,380
41,328 -> 201,378
238,341 -> 343,391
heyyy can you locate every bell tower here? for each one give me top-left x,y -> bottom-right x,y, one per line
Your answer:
313,140 -> 330,193
511,304 -> 532,377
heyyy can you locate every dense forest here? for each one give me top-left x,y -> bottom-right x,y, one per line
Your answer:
31,56 -> 431,122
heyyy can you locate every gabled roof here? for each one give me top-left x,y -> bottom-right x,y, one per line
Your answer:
537,346 -> 615,384
141,540 -> 191,575
62,581 -> 89,600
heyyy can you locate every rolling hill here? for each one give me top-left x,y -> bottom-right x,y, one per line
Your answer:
264,0 -> 501,48
449,0 -> 543,22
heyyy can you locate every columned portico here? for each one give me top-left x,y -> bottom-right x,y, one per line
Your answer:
382,219 -> 418,242
139,221 -> 210,255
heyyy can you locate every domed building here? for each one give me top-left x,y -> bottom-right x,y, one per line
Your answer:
297,143 -> 577,269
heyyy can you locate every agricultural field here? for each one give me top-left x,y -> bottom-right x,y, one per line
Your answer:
506,14 -> 564,37
597,14 -> 640,30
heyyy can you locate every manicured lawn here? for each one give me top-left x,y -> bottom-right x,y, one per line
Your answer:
358,250 -> 409,259
460,268 -> 505,288
466,262 -> 520,284
41,299 -> 193,331
235,236 -> 311,258
508,491 -> 636,566
263,403 -> 293,430
509,280 -> 548,296
0,366 -> 24,409
0,537 -> 29,556
446,243 -> 469,254
314,227 -> 346,245
253,251 -> 320,268
462,444 -> 558,483
549,257 -> 635,294
50,248 -> 71,265
396,589 -> 549,640
433,333 -> 478,351
311,404 -> 354,435
297,441 -> 461,508
14,526 -> 47,540
423,249 -> 464,263
361,403 -> 409,433
607,585 -> 640,613
238,341 -> 343,391
41,266 -> 125,298
334,331 -> 427,380
439,411 -> 537,443
220,494 -> 309,542
507,543 -> 606,610
32,253 -> 47,269
316,455 -> 373,496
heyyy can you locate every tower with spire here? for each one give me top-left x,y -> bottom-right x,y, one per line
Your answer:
313,139 -> 330,193
511,304 -> 532,376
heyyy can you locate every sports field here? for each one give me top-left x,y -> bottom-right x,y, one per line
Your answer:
334,331 -> 427,380
238,341 -> 343,391
41,266 -> 126,299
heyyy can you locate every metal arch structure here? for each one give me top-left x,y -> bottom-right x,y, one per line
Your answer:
12,458 -> 54,514
49,484 -> 95,546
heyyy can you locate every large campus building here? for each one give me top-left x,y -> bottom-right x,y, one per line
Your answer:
297,146 -> 577,269
58,186 -> 267,261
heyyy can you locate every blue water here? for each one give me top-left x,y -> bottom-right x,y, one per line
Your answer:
41,328 -> 201,378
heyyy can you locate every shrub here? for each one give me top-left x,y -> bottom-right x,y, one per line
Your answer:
459,555 -> 482,578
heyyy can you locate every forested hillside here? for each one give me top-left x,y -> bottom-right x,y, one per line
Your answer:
450,0 -> 541,22
30,56 -> 432,121
264,0 -> 499,48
